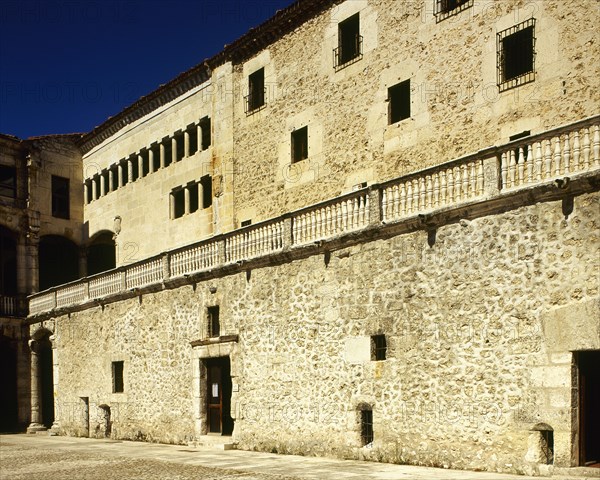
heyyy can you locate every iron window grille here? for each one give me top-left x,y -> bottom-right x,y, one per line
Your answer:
541,430 -> 554,465
434,0 -> 473,22
334,35 -> 363,70
497,18 -> 536,92
372,334 -> 387,361
207,306 -> 220,337
360,408 -> 374,446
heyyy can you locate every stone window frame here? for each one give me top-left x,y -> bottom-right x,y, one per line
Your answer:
291,126 -> 309,164
434,0 -> 473,23
497,18 -> 536,92
0,165 -> 17,199
207,305 -> 220,338
387,79 -> 411,125
245,68 -> 266,115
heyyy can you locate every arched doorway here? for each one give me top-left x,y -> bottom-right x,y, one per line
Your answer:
39,235 -> 79,290
0,226 -> 17,297
87,231 -> 116,276
0,334 -> 18,432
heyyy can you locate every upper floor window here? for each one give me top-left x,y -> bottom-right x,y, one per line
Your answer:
497,19 -> 536,92
51,175 -> 70,219
334,13 -> 362,70
112,361 -> 124,393
291,126 -> 308,163
388,80 -> 411,124
207,305 -> 220,337
0,166 -> 16,199
434,0 -> 473,22
246,68 -> 265,114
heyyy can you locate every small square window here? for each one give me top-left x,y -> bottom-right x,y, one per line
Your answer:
335,13 -> 362,69
291,126 -> 308,163
360,408 -> 373,446
207,306 -> 220,337
246,68 -> 265,114
388,80 -> 411,124
497,19 -> 536,91
434,0 -> 473,22
112,361 -> 124,393
371,334 -> 387,361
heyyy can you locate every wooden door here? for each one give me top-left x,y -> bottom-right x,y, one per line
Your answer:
578,351 -> 600,467
207,363 -> 223,433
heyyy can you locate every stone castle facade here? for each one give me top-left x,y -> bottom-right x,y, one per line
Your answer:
1,0 -> 599,476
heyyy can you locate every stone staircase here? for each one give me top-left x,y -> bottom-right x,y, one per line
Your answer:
188,435 -> 235,451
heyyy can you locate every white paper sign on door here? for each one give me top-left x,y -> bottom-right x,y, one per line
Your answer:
212,383 -> 219,397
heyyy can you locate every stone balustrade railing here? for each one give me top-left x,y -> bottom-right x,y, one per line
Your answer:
500,121 -> 600,190
28,116 -> 600,316
293,189 -> 370,244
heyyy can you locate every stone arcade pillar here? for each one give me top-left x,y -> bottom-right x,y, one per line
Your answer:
26,340 -> 45,433
49,335 -> 60,435
184,186 -> 191,215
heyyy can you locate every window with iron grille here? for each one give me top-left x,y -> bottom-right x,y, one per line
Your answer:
291,126 -> 308,163
334,13 -> 362,70
360,408 -> 373,446
388,80 -> 411,124
434,0 -> 473,22
246,68 -> 265,114
112,361 -> 124,393
497,19 -> 536,91
541,430 -> 554,465
371,334 -> 387,361
207,306 -> 220,337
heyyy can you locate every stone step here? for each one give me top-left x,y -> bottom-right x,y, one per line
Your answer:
542,465 -> 600,478
188,435 -> 235,451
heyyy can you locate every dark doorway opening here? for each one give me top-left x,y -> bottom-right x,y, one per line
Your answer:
578,350 -> 600,467
87,231 -> 116,276
39,235 -> 78,290
205,357 -> 233,435
0,335 -> 18,432
81,397 -> 90,437
0,227 -> 17,297
39,336 -> 54,429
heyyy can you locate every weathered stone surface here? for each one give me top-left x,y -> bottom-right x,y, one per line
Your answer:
37,191 -> 600,476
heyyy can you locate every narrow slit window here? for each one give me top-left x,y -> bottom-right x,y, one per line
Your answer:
110,165 -> 119,191
207,306 -> 220,337
112,361 -> 124,393
141,150 -> 150,177
360,408 -> 373,446
388,80 -> 411,124
151,144 -> 161,171
130,156 -> 139,182
291,126 -> 308,163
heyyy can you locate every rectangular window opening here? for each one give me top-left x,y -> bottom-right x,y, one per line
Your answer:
0,166 -> 17,199
172,189 -> 185,219
51,175 -> 69,218
240,219 -> 252,227
163,138 -> 172,168
175,132 -> 185,162
187,126 -> 198,156
335,13 -> 362,69
112,361 -> 124,393
200,117 -> 211,150
188,182 -> 199,214
291,126 -> 308,163
371,334 -> 387,361
246,68 -> 265,113
207,306 -> 220,338
151,144 -> 161,171
201,175 -> 212,209
110,165 -> 119,191
120,161 -> 128,187
497,19 -> 536,91
130,156 -> 139,182
360,408 -> 373,446
435,0 -> 473,21
388,80 -> 411,124
93,176 -> 101,200
141,150 -> 150,177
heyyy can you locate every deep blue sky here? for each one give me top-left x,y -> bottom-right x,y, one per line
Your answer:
0,0 -> 293,139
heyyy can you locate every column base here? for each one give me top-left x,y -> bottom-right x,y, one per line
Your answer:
49,422 -> 60,436
26,423 -> 47,434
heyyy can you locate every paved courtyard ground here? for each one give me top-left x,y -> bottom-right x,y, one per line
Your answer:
0,434 -> 595,480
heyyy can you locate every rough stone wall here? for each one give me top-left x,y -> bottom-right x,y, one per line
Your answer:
231,0 -> 599,224
45,190 -> 599,475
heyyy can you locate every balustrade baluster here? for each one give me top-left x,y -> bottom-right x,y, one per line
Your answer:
594,125 -> 600,167
412,179 -> 420,212
517,147 -> 525,186
446,168 -> 454,204
526,145 -> 533,183
341,200 -> 348,231
454,167 -> 461,201
392,185 -> 400,218
544,139 -> 553,180
440,170 -> 447,205
406,180 -> 413,213
426,175 -> 432,208
508,150 -> 516,188
352,197 -> 359,228
554,136 -> 562,176
433,173 -> 440,207
399,183 -> 406,216
469,163 -> 476,197
310,211 -> 316,240
572,131 -> 581,171
582,128 -> 591,169
381,189 -> 388,222
419,177 -> 426,210
563,135 -> 571,174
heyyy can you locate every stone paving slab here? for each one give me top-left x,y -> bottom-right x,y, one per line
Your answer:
0,434 -> 596,480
